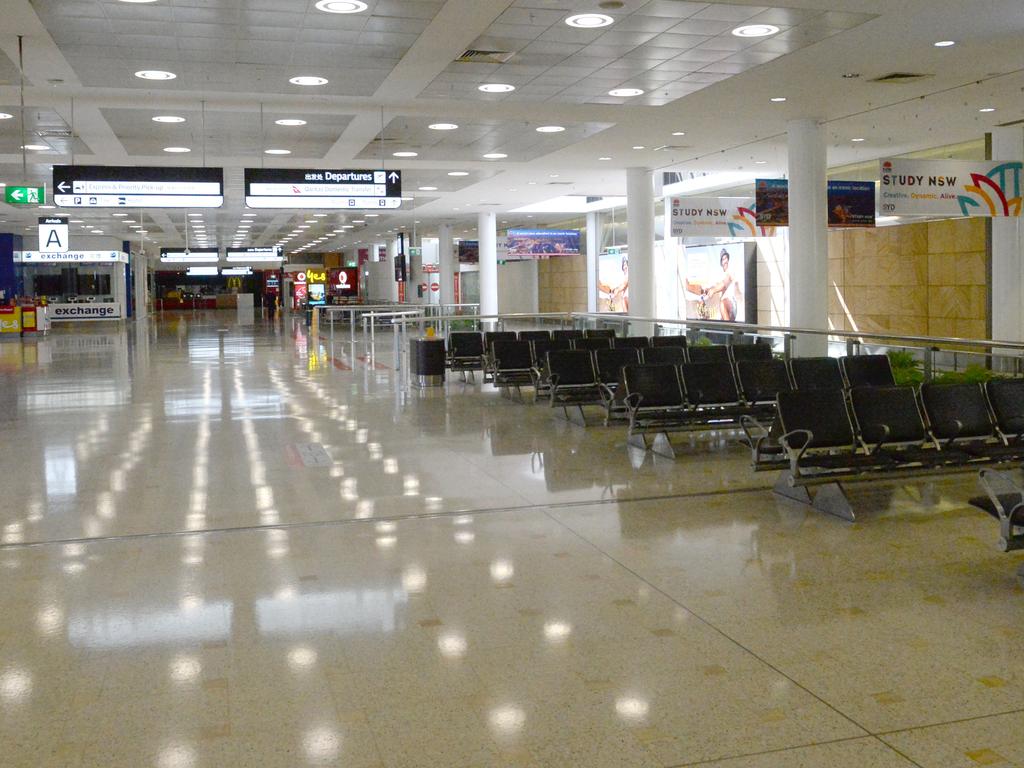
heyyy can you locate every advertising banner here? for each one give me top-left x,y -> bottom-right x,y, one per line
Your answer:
329,268 -> 359,298
668,196 -> 776,238
678,243 -> 750,322
505,229 -> 580,260
879,158 -> 1023,217
458,240 -> 479,264
755,179 -> 876,227
598,248 -> 628,312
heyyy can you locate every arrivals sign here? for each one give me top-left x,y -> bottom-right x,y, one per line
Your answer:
754,179 -> 876,228
879,158 -> 1023,217
38,216 -> 69,253
53,166 -> 224,208
244,168 -> 402,209
668,197 -> 774,238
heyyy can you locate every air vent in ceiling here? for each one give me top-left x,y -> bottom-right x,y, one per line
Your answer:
653,144 -> 691,151
870,72 -> 932,84
456,49 -> 514,64
547,181 -> 573,186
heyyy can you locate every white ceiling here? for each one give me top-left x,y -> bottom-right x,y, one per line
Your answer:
0,0 -> 1021,255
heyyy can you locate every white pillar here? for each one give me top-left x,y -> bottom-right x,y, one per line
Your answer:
133,252 -> 148,320
787,119 -> 828,355
991,126 -> 1024,345
438,223 -> 454,307
385,239 -> 400,302
626,167 -> 655,334
478,211 -> 498,319
586,211 -> 599,313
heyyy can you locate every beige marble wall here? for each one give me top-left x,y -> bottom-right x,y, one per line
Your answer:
538,252 -> 587,313
828,218 -> 988,340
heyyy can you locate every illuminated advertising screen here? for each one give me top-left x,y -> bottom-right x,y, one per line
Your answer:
678,243 -> 754,323
329,267 -> 359,298
505,229 -> 580,260
458,240 -> 479,264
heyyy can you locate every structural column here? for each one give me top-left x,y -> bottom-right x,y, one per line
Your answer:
133,251 -> 148,320
586,211 -> 599,313
787,119 -> 829,355
478,211 -> 498,319
438,223 -> 454,307
991,126 -> 1024,346
626,167 -> 655,334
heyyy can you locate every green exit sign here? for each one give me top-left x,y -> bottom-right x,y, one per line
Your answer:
5,185 -> 46,205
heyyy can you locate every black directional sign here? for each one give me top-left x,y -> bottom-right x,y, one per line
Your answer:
244,167 -> 402,209
53,166 -> 224,208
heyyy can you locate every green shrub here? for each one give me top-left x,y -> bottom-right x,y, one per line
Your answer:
887,350 -> 925,386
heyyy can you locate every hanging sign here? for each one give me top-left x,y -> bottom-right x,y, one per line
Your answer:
668,197 -> 775,238
6,186 -> 45,205
244,168 -> 402,209
754,179 -> 876,227
879,158 -> 1023,217
54,166 -> 224,208
16,250 -> 127,264
38,217 -> 70,253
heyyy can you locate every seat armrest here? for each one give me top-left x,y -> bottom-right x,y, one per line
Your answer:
861,422 -> 891,454
780,429 -> 814,463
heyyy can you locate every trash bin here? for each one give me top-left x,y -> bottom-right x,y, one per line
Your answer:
410,337 -> 446,388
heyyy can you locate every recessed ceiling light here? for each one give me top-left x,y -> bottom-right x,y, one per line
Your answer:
979,107 -> 996,112
632,145 -> 645,150
448,171 -> 469,176
152,115 -> 185,123
608,88 -> 644,97
264,148 -> 291,154
0,113 -> 12,120
113,213 -> 128,217
536,125 -> 565,133
770,96 -> 787,102
599,156 -> 612,160
275,119 -> 307,126
565,13 -> 614,28
482,153 -> 508,159
393,151 -> 418,157
851,137 -> 865,142
754,160 -> 767,165
135,70 -> 176,80
290,75 -> 328,86
478,83 -> 515,93
21,144 -> 49,151
315,0 -> 368,12
428,123 -> 458,131
164,146 -> 190,153
671,131 -> 686,136
731,24 -> 780,38
366,214 -> 379,217
934,40 -> 956,47
418,186 -> 438,191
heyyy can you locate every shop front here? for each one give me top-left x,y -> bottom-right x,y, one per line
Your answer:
15,250 -> 129,322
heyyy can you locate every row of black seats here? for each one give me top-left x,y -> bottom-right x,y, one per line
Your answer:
766,379 -> 1024,523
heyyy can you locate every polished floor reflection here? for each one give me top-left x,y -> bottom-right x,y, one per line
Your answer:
1,313 -> 1022,767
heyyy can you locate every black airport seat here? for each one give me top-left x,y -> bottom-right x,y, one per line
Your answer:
491,340 -> 535,395
651,335 -> 688,350
572,336 -> 613,352
730,343 -> 773,364
985,379 -> 1024,440
484,331 -> 517,353
518,330 -> 552,342
584,328 -> 616,339
777,389 -> 872,466
681,362 -> 742,409
841,354 -> 896,388
530,337 -> 572,367
595,347 -> 641,386
736,359 -> 792,405
546,350 -> 603,411
612,336 -> 650,349
849,386 -> 946,464
687,345 -> 730,365
552,329 -> 584,340
920,382 -> 1021,459
446,332 -> 485,378
642,346 -> 687,365
622,364 -> 690,454
789,356 -> 845,391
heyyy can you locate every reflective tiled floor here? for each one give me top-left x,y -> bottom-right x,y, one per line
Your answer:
2,312 -> 1023,767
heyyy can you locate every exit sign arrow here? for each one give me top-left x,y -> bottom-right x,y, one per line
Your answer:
4,185 -> 46,205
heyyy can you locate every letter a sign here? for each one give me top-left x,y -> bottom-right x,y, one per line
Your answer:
39,216 -> 70,253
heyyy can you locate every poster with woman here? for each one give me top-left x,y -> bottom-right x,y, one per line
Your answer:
679,243 -> 746,322
598,250 -> 628,312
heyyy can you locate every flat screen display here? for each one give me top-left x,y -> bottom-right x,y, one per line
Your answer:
679,243 -> 747,323
505,229 -> 580,259
458,240 -> 479,264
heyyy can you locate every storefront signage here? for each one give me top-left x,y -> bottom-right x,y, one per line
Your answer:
6,185 -> 45,205
306,270 -> 327,283
243,168 -> 402,209
53,165 -> 224,208
330,267 -> 359,298
754,179 -> 876,228
879,158 -> 1023,217
225,247 -> 283,262
16,250 -> 128,264
49,302 -> 122,321
668,197 -> 775,238
38,216 -> 69,253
